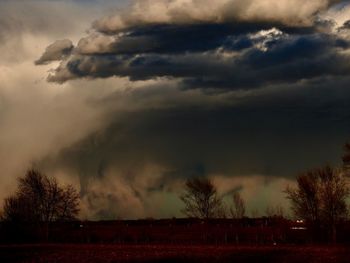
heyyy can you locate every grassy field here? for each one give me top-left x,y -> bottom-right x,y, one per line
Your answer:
1,244 -> 349,263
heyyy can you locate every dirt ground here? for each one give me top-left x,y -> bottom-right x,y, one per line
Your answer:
0,244 -> 349,263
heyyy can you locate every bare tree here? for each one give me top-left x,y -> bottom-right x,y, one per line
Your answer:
2,169 -> 80,223
285,166 -> 349,242
180,177 -> 225,219
285,169 -> 321,222
230,192 -> 245,219
58,185 -> 80,221
2,195 -> 35,223
319,166 -> 349,242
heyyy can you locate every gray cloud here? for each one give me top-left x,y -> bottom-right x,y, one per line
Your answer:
339,20 -> 350,30
49,76 -> 350,180
93,0 -> 342,33
35,39 -> 74,65
37,0 -> 350,91
45,32 -> 350,92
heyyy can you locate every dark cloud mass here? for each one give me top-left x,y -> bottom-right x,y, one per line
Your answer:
39,0 -> 350,91
48,75 -> 350,179
47,31 -> 350,92
339,20 -> 350,31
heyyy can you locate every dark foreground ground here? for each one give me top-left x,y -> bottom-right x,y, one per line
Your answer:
1,244 -> 349,263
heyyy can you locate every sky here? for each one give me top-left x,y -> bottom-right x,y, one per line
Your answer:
1,0 -> 350,220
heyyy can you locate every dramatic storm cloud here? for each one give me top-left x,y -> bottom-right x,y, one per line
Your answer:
42,0 -> 350,92
1,0 -> 350,219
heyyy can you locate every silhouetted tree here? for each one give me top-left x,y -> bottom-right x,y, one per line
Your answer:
319,166 -> 349,242
285,170 -> 321,223
2,169 -> 79,223
285,166 -> 349,243
180,177 -> 225,219
230,192 -> 245,219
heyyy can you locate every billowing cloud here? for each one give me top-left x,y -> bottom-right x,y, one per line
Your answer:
323,1 -> 350,27
46,32 -> 350,90
35,39 -> 74,65
93,0 -> 341,33
38,0 -> 350,93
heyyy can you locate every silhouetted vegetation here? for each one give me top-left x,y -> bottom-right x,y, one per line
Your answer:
2,144 -> 350,246
2,169 -> 79,223
285,165 -> 349,243
180,178 -> 226,219
1,169 -> 79,242
230,192 -> 246,219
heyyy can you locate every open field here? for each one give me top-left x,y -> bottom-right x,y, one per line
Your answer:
1,244 -> 350,263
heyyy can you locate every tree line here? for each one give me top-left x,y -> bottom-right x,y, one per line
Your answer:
1,144 -> 350,243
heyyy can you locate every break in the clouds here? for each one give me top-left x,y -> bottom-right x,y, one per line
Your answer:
1,0 -> 350,220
